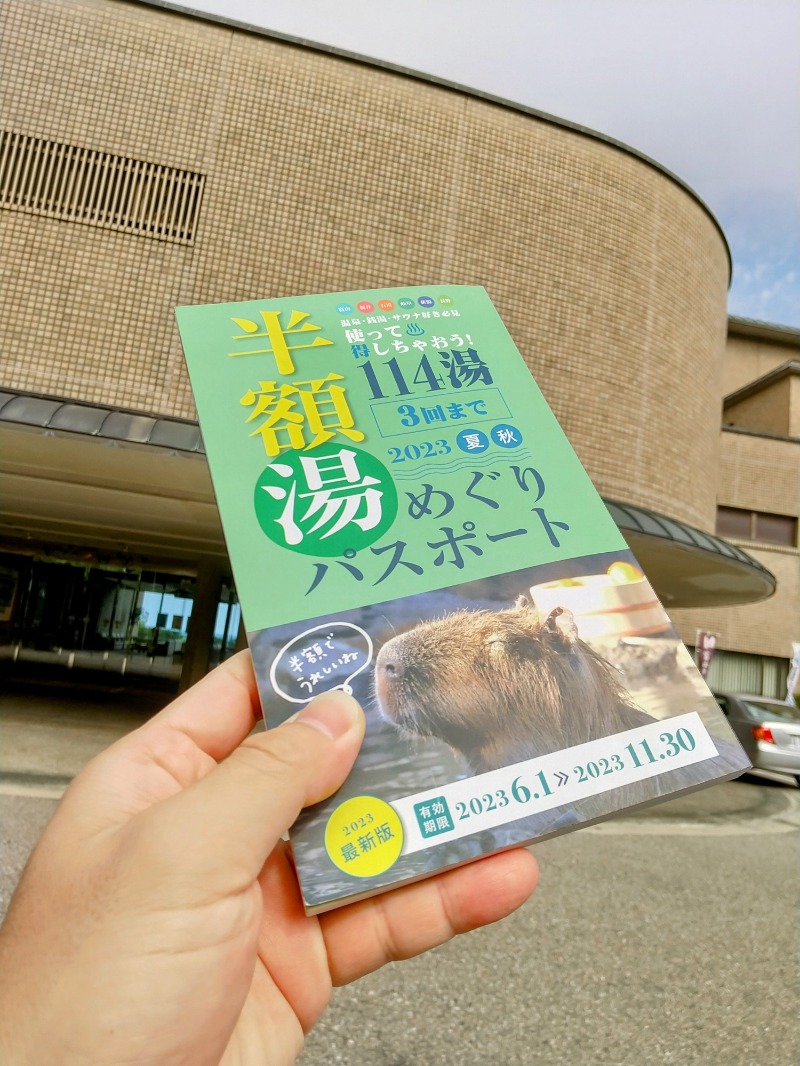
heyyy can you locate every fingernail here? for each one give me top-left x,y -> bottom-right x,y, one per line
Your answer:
293,689 -> 361,740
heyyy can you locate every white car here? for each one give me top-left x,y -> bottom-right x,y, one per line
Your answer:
713,692 -> 800,787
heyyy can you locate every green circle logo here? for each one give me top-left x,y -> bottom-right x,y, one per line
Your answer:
254,446 -> 398,557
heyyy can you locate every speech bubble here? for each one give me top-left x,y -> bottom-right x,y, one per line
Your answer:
269,622 -> 373,705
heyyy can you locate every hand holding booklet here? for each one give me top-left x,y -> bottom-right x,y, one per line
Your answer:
176,285 -> 750,913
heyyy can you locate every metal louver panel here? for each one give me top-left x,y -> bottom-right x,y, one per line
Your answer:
703,649 -> 789,700
0,131 -> 205,244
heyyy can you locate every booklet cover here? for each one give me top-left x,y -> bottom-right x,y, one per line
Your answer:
176,285 -> 750,913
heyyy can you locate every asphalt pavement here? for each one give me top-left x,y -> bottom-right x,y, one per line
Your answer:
1,680 -> 798,1066
0,676 -> 171,914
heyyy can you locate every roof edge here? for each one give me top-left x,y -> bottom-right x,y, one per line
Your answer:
727,317 -> 800,347
128,0 -> 732,283
0,387 -> 204,453
604,497 -> 775,581
723,359 -> 800,407
721,424 -> 800,445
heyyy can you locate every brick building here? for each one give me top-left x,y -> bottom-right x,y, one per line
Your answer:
671,319 -> 799,696
0,0 -> 794,694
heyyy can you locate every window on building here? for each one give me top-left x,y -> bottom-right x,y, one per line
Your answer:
716,506 -> 797,547
755,511 -> 797,545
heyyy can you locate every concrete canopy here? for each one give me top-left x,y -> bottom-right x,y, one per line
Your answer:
0,394 -> 225,572
0,391 -> 775,606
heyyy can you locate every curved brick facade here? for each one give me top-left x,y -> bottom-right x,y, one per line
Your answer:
1,0 -> 731,532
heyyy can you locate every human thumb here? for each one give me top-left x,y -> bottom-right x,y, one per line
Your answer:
134,689 -> 365,891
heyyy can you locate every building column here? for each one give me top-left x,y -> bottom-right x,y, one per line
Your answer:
234,616 -> 248,652
179,558 -> 226,692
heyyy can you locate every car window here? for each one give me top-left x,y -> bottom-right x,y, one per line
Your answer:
741,699 -> 800,723
714,696 -> 729,715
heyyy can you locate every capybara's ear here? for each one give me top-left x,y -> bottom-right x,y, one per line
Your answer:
544,606 -> 579,644
514,593 -> 531,609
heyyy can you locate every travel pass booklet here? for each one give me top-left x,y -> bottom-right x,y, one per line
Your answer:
176,285 -> 750,913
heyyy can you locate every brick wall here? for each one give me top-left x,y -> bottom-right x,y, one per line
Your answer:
1,0 -> 730,531
671,429 -> 799,659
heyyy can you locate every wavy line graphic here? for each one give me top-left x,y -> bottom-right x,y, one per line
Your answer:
390,450 -> 533,480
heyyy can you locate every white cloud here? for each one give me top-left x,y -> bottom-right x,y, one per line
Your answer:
146,0 -> 800,324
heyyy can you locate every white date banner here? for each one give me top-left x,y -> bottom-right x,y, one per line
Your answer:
393,711 -> 717,855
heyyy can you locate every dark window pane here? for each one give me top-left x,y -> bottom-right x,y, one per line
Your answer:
149,420 -> 203,451
742,698 -> 800,722
0,396 -> 61,426
755,512 -> 796,546
49,404 -> 107,434
715,506 -> 752,539
99,412 -> 157,443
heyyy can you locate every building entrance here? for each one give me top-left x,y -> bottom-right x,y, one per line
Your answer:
0,553 -> 240,687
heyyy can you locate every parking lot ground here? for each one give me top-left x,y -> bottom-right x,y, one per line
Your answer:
2,682 -> 798,1065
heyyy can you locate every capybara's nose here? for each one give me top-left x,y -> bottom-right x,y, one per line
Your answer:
379,657 -> 402,679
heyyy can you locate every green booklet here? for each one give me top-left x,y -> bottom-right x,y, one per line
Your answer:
177,285 -> 750,913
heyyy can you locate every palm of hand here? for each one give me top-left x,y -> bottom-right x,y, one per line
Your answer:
60,716 -> 330,1065
0,654 -> 538,1066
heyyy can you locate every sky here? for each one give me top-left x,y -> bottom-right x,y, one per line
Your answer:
160,0 -> 799,327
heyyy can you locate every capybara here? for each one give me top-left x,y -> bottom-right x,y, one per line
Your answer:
375,600 -> 737,809
375,599 -> 654,774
